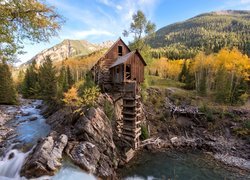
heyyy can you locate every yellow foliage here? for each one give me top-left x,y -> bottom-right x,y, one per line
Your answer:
148,58 -> 186,80
81,86 -> 100,107
216,48 -> 250,80
63,87 -> 82,107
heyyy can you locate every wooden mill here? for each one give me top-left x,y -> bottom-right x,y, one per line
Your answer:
91,38 -> 146,152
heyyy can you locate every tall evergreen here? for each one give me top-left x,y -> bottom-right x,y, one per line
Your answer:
178,60 -> 188,82
184,62 -> 195,90
0,63 -> 17,104
39,56 -> 57,103
22,60 -> 40,98
67,66 -> 74,87
58,66 -> 68,93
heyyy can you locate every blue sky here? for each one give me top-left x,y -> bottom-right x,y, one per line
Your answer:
17,0 -> 250,64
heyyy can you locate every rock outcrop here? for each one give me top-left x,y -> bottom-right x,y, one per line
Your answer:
45,94 -> 118,178
21,131 -> 68,178
67,107 -> 117,177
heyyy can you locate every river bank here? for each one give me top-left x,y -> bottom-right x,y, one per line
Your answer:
142,87 -> 250,173
0,99 -> 25,155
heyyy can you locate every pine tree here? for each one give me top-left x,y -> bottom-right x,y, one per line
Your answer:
22,60 -> 40,98
178,60 -> 188,82
155,69 -> 159,76
0,63 -> 17,104
58,66 -> 68,92
67,66 -> 74,87
184,62 -> 195,90
39,56 -> 57,103
16,70 -> 25,92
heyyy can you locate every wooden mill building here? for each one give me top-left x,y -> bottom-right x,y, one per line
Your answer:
91,38 -> 146,152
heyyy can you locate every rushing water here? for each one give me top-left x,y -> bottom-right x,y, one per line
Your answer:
120,151 -> 250,180
0,100 -> 94,180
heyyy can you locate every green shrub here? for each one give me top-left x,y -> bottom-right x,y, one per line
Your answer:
199,104 -> 215,122
81,86 -> 100,107
141,125 -> 149,140
239,93 -> 249,105
244,120 -> 250,129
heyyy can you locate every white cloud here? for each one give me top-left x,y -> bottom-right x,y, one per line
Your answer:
73,29 -> 114,38
17,0 -> 160,64
116,5 -> 122,10
219,0 -> 250,9
240,0 -> 250,4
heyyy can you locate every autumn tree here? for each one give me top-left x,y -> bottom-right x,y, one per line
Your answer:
63,87 -> 82,107
0,0 -> 63,61
123,10 -> 156,53
214,48 -> 250,104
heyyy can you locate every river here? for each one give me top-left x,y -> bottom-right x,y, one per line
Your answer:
0,100 -> 95,180
119,151 -> 250,180
0,100 -> 249,179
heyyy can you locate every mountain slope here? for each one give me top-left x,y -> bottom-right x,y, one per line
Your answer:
21,39 -> 114,67
149,10 -> 250,56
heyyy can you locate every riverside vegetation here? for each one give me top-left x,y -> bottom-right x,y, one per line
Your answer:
0,1 -> 249,179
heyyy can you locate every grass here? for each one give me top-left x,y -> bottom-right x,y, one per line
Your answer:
146,75 -> 185,88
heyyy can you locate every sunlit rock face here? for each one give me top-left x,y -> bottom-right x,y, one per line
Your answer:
20,131 -> 68,178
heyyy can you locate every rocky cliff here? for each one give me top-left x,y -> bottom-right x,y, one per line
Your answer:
21,94 -> 119,178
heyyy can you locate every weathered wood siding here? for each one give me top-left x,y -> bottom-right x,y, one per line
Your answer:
124,54 -> 145,83
111,65 -> 124,84
104,39 -> 130,60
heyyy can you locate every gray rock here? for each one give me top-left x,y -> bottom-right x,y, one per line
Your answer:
68,107 -> 117,177
66,141 -> 101,173
214,153 -> 250,171
21,131 -> 68,178
28,116 -> 38,121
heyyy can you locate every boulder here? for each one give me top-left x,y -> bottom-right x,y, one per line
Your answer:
66,141 -> 101,173
21,131 -> 68,178
28,116 -> 38,121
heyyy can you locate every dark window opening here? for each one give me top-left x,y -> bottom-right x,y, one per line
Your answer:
126,64 -> 131,80
116,66 -> 120,74
118,45 -> 123,56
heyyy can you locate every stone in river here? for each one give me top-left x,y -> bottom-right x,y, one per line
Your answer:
20,131 -> 68,178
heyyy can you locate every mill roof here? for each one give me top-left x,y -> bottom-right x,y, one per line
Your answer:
109,50 -> 147,68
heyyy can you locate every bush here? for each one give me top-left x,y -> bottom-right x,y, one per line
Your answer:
239,93 -> 249,105
199,104 -> 215,122
244,120 -> 250,129
141,125 -> 149,140
81,86 -> 100,107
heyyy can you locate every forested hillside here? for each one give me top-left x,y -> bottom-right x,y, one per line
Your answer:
149,10 -> 250,59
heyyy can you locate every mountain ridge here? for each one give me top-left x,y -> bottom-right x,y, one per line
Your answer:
149,10 -> 250,57
20,39 -> 114,67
